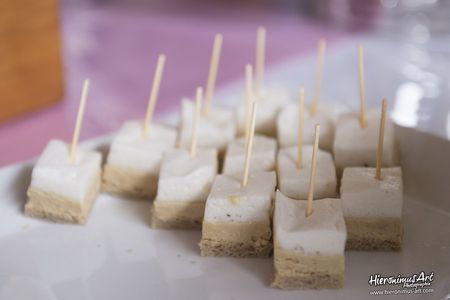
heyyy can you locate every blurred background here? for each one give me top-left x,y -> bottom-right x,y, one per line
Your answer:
1,0 -> 449,166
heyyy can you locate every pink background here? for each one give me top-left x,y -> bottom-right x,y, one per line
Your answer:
0,0 -> 348,166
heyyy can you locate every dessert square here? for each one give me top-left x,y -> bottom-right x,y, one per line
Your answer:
340,167 -> 403,251
25,139 -> 102,224
177,99 -> 236,157
222,135 -> 277,178
236,84 -> 291,137
152,148 -> 218,229
277,145 -> 337,200
271,191 -> 347,290
199,172 -> 277,257
102,120 -> 176,198
277,103 -> 336,151
333,109 -> 398,175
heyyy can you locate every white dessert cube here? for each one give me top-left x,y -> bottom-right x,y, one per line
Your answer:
333,109 -> 398,174
277,103 -> 336,151
178,99 -> 236,155
25,139 -> 102,223
152,148 -> 218,229
340,167 -> 403,251
236,84 -> 291,137
272,191 -> 346,289
273,191 -> 346,255
103,120 -> 177,198
200,172 -> 277,257
277,145 -> 337,200
222,135 -> 277,178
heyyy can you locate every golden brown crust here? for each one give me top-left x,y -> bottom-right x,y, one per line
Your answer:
102,164 -> 157,199
199,221 -> 272,257
345,217 -> 402,251
271,245 -> 344,290
151,201 -> 205,230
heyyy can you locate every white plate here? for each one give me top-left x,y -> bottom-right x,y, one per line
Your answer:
1,39 -> 450,300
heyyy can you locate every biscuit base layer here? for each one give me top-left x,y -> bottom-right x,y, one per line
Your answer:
151,200 -> 205,230
271,245 -> 344,290
199,221 -> 272,257
25,172 -> 100,224
345,217 -> 402,251
102,164 -> 157,199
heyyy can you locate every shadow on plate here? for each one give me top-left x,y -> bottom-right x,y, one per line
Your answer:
9,163 -> 33,212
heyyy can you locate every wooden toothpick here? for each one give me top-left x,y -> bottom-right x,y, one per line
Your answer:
242,102 -> 257,187
375,98 -> 388,180
310,39 -> 326,116
203,33 -> 223,117
143,54 -> 166,136
296,87 -> 305,169
255,26 -> 266,99
190,87 -> 203,158
244,64 -> 253,142
357,44 -> 367,128
306,124 -> 320,217
69,79 -> 90,164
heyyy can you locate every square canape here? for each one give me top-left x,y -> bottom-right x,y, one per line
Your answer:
271,191 -> 347,290
102,120 -> 177,199
236,84 -> 291,137
277,145 -> 337,200
151,148 -> 218,229
222,135 -> 277,178
177,99 -> 236,157
333,109 -> 398,175
340,167 -> 403,251
277,103 -> 336,152
199,172 -> 277,257
25,139 -> 102,224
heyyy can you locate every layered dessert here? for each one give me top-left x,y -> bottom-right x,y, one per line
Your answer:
102,120 -> 176,199
152,148 -> 218,229
25,140 -> 101,224
277,145 -> 337,200
178,99 -> 236,157
271,191 -> 346,289
222,135 -> 277,178
340,167 -> 403,251
199,172 -> 277,257
277,103 -> 336,151
333,109 -> 398,175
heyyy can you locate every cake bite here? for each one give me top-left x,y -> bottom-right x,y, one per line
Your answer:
277,89 -> 337,199
177,34 -> 236,156
341,99 -> 403,251
277,40 -> 336,151
272,126 -> 347,289
236,27 -> 290,137
277,103 -> 335,151
333,46 -> 398,174
200,102 -> 277,257
25,80 -> 101,224
271,193 -> 346,289
152,88 -> 218,229
223,65 -> 277,178
223,135 -> 276,178
103,55 -> 177,198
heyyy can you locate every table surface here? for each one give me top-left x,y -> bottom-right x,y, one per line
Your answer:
0,0 -> 350,166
